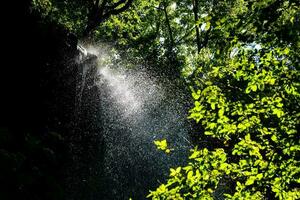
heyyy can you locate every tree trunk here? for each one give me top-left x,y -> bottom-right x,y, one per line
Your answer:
82,0 -> 134,38
163,2 -> 175,47
192,0 -> 201,53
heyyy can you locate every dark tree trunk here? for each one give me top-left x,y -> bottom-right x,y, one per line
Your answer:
82,0 -> 134,38
163,2 -> 175,47
192,0 -> 201,53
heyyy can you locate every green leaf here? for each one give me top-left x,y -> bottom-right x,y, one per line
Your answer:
170,167 -> 181,177
187,171 -> 193,180
192,91 -> 201,100
256,173 -> 263,180
211,103 -> 216,110
271,135 -> 277,142
245,134 -> 251,141
246,87 -> 251,94
251,84 -> 257,92
154,139 -> 168,151
218,109 -> 225,117
204,131 -> 214,135
269,78 -> 276,85
205,22 -> 211,31
283,48 -> 290,55
245,176 -> 256,186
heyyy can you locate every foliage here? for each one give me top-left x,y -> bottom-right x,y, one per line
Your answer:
148,0 -> 300,199
94,0 -> 186,77
154,139 -> 173,154
31,0 -> 87,33
188,45 -> 300,199
148,148 -> 231,199
30,0 -> 134,36
31,0 -> 53,16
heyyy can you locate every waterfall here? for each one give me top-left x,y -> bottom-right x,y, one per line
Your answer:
80,45 -> 192,199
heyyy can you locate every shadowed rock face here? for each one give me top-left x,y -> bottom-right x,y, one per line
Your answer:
1,2 -> 105,200
66,53 -> 106,200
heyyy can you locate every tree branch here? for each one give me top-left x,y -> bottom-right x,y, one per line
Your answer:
106,0 -> 127,10
192,0 -> 201,53
103,0 -> 134,18
162,1 -> 174,46
94,0 -> 100,7
83,0 -> 134,38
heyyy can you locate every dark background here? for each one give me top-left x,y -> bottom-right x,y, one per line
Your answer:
1,2 -> 104,199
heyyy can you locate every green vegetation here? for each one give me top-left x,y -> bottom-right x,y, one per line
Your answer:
29,0 -> 300,199
150,43 -> 300,199
148,0 -> 300,199
31,0 -> 134,36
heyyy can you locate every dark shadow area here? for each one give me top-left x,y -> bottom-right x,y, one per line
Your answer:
1,1 -> 104,199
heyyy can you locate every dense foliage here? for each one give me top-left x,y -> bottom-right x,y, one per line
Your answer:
31,0 -> 134,36
148,0 -> 300,199
149,45 -> 300,199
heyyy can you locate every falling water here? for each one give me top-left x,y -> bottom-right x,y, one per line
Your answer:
82,45 -> 192,199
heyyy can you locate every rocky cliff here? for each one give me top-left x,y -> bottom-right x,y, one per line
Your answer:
0,2 -> 104,199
